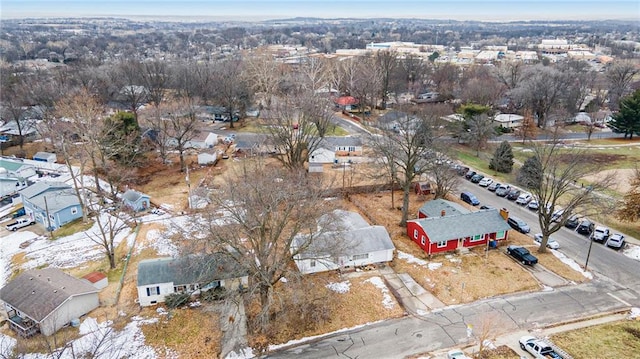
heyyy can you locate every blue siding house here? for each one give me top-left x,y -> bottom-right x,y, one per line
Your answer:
20,182 -> 83,230
122,189 -> 151,212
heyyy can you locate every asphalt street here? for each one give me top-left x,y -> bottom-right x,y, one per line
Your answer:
456,179 -> 640,296
268,281 -> 633,358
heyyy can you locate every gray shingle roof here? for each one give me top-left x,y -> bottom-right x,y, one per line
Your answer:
137,254 -> 247,287
419,199 -> 471,217
19,181 -> 70,199
294,211 -> 395,260
0,268 -> 98,322
323,136 -> 363,148
411,209 -> 511,243
29,189 -> 80,213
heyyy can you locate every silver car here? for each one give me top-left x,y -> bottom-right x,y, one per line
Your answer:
534,233 -> 560,249
605,233 -> 625,250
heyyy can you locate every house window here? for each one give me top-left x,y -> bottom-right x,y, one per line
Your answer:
348,146 -> 356,152
146,286 -> 160,296
471,234 -> 483,242
49,214 -> 55,221
174,285 -> 186,293
437,241 -> 448,248
310,260 -> 316,267
353,253 -> 369,260
71,207 -> 78,215
421,236 -> 426,245
413,229 -> 419,239
496,231 -> 506,239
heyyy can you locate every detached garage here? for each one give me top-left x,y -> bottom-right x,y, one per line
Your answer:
33,152 -> 57,163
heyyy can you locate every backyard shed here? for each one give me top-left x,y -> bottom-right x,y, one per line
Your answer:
82,272 -> 108,290
32,152 -> 57,163
122,189 -> 151,212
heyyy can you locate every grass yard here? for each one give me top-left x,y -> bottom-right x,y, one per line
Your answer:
551,320 -> 640,358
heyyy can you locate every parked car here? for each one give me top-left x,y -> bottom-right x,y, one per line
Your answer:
564,215 -> 580,229
460,191 -> 480,206
590,226 -> 610,243
5,218 -> 36,231
534,233 -> 560,249
515,192 -> 533,205
576,219 -> 595,235
507,216 -> 530,233
507,188 -> 521,200
456,166 -> 470,176
465,170 -> 476,179
519,336 -> 561,358
551,208 -> 565,222
507,245 -> 538,265
605,233 -> 625,250
487,182 -> 500,191
527,199 -> 539,211
470,173 -> 485,183
495,184 -> 511,197
478,177 -> 493,187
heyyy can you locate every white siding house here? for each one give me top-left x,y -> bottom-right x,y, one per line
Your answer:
292,210 -> 395,274
137,254 -> 248,307
494,114 -> 524,128
0,268 -> 99,337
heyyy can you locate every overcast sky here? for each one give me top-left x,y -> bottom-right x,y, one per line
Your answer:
2,0 -> 638,21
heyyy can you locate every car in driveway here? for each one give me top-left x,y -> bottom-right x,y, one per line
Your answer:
564,214 -> 580,229
506,188 -> 521,201
460,191 -> 480,206
515,192 -> 533,205
478,177 -> 493,187
447,349 -> 472,359
605,233 -> 625,250
527,199 -> 539,211
590,226 -> 610,243
470,173 -> 485,183
534,233 -> 560,249
507,245 -> 538,265
487,181 -> 500,191
495,184 -> 511,197
576,219 -> 595,235
507,216 -> 530,233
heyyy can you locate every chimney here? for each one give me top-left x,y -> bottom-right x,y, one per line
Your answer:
500,208 -> 509,220
441,210 -> 446,217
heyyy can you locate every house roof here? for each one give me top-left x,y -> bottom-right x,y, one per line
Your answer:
0,268 -> 98,322
494,114 -> 524,123
82,272 -> 107,284
411,209 -> 511,243
19,181 -> 71,199
28,188 -> 80,213
323,136 -> 363,148
33,152 -> 56,159
122,189 -> 149,203
294,210 -> 395,260
137,254 -> 247,287
419,199 -> 470,217
0,159 -> 35,173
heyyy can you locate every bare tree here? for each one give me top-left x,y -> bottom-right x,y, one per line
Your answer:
616,167 -> 640,222
605,60 -> 639,111
0,77 -> 37,149
156,98 -> 202,172
86,208 -> 131,269
494,61 -> 523,91
265,93 -> 334,171
429,150 -> 460,199
199,163 -> 339,338
369,105 -> 443,225
212,57 -> 253,129
513,109 -> 538,144
510,64 -> 566,128
517,141 -> 614,253
112,60 -> 148,122
375,50 -> 399,110
141,59 -> 171,108
243,51 -> 283,108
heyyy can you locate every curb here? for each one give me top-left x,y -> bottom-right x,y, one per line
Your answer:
539,308 -> 632,331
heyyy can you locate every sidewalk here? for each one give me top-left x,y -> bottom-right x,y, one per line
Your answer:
380,267 -> 445,315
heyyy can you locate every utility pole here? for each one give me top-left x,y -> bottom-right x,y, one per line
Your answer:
185,166 -> 192,209
584,237 -> 595,271
44,195 -> 53,239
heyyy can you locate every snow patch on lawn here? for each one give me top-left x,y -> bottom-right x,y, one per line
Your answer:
0,332 -> 16,357
629,307 -> 640,320
623,244 -> 640,261
326,281 -> 351,293
225,347 -> 255,359
551,250 -> 593,279
143,228 -> 178,256
428,262 -> 442,271
397,251 -> 428,266
363,276 -> 395,309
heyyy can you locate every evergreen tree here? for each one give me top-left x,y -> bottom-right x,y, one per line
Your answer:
609,90 -> 640,139
489,141 -> 514,173
517,156 -> 543,190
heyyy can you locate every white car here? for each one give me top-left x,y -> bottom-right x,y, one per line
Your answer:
534,233 -> 560,249
605,234 -> 625,249
515,192 -> 533,205
527,199 -> 539,211
478,177 -> 493,187
551,208 -> 565,222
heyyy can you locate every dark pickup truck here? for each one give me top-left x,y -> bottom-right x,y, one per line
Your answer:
506,245 -> 538,265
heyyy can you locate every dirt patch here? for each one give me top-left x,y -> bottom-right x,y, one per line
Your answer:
582,168 -> 636,194
558,152 -> 627,165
